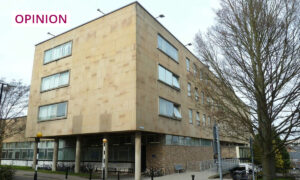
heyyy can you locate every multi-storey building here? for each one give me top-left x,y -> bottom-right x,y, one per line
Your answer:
2,2 -> 248,180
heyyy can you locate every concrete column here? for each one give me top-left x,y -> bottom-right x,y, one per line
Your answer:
52,138 -> 59,171
135,132 -> 141,180
32,139 -> 38,169
75,136 -> 81,173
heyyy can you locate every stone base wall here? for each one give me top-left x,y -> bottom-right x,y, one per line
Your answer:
146,144 -> 213,174
146,144 -> 237,174
221,146 -> 237,158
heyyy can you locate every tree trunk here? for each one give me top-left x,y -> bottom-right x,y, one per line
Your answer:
261,144 -> 276,180
0,138 -> 3,166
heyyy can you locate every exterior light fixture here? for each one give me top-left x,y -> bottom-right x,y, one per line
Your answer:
155,14 -> 165,19
47,32 -> 55,37
97,9 -> 105,15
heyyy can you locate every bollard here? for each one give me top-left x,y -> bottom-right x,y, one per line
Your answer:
151,168 -> 154,180
89,169 -> 92,180
117,170 -> 120,180
103,168 -> 105,180
65,167 -> 69,179
191,174 -> 195,180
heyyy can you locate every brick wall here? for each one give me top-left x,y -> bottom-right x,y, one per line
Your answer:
146,144 -> 213,174
146,144 -> 237,174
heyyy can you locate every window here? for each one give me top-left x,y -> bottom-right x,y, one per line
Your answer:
202,114 -> 206,126
195,87 -> 199,101
171,136 -> 179,145
187,83 -> 191,96
158,65 -> 180,89
199,70 -> 203,80
201,91 -> 204,104
193,64 -> 197,76
207,116 -> 211,126
44,41 -> 72,64
159,98 -> 182,119
165,135 -> 172,145
186,58 -> 190,71
41,71 -> 69,92
165,135 -> 212,147
196,112 -> 200,126
188,109 -> 193,124
38,102 -> 68,121
157,34 -> 178,62
207,96 -> 211,104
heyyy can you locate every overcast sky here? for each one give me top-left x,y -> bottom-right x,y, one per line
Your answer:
0,0 -> 219,85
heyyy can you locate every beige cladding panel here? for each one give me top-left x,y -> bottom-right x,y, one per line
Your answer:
135,5 -> 224,141
26,4 -> 137,138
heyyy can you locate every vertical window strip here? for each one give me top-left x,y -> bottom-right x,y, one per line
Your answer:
189,109 -> 193,124
188,83 -> 191,96
186,58 -> 190,72
196,112 -> 200,126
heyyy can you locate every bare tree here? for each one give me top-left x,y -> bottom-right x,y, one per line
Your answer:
195,0 -> 300,179
0,79 -> 29,164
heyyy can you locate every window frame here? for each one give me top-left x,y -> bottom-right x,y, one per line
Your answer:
196,112 -> 200,126
187,83 -> 191,97
195,87 -> 199,101
40,70 -> 70,93
193,64 -> 197,76
188,109 -> 193,124
186,58 -> 190,72
38,101 -> 68,122
43,40 -> 73,65
158,64 -> 180,90
157,34 -> 179,63
158,97 -> 182,120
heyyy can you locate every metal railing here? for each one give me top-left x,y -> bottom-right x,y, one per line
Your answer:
199,158 -> 239,172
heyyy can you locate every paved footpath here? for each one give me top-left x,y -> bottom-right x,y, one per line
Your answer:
13,170 -> 230,180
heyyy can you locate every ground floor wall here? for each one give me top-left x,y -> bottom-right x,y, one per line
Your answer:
1,132 -> 241,175
146,144 -> 237,174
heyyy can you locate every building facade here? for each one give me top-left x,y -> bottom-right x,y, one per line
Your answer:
2,2 -> 248,180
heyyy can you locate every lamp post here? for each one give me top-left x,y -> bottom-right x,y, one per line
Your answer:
34,132 -> 43,180
102,138 -> 108,180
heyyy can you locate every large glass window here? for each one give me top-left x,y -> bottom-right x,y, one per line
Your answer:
41,71 -> 69,92
158,65 -> 180,89
44,41 -> 72,64
159,98 -> 181,119
157,35 -> 178,62
165,135 -> 212,147
189,109 -> 193,124
38,102 -> 68,121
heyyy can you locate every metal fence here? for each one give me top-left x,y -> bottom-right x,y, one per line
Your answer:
199,158 -> 239,172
